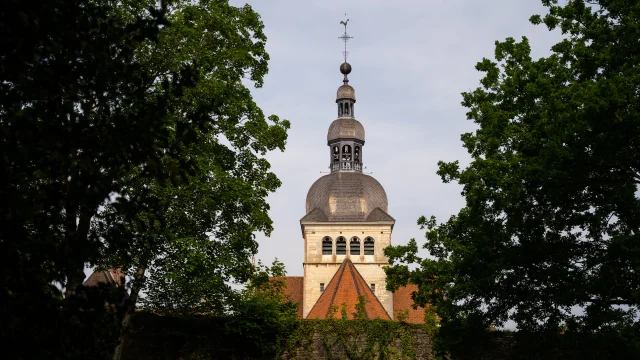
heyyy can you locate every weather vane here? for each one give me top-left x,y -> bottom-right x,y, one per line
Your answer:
338,14 -> 352,62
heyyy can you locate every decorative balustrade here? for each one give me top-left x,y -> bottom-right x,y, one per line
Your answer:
331,161 -> 363,173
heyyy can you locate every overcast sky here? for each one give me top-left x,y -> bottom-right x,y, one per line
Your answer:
229,0 -> 563,276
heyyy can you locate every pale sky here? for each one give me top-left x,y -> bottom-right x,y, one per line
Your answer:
235,0 -> 563,277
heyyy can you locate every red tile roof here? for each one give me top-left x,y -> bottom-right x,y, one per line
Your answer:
306,259 -> 391,320
393,284 -> 426,324
271,276 -> 304,318
84,268 -> 125,288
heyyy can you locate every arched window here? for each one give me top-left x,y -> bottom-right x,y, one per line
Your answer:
364,237 -> 375,255
336,236 -> 346,255
342,145 -> 352,161
338,103 -> 343,116
333,146 -> 339,162
354,146 -> 360,162
322,237 -> 333,255
350,237 -> 360,255
345,103 -> 350,116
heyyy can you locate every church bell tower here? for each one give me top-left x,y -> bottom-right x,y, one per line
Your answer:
330,61 -> 363,173
300,20 -> 396,319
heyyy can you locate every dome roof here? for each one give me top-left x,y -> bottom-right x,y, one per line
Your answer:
327,118 -> 365,142
305,173 -> 388,222
337,84 -> 355,100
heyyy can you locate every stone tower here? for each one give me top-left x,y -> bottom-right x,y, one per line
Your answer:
300,58 -> 396,319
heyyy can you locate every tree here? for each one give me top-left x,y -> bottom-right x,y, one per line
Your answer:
224,259 -> 300,358
1,1 -> 194,357
385,0 -> 640,355
92,0 -> 287,330
94,0 -> 288,315
1,0 -> 287,358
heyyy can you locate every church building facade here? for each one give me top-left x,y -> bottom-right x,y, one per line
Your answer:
280,50 -> 425,323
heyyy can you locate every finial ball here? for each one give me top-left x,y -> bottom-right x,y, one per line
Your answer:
340,62 -> 352,75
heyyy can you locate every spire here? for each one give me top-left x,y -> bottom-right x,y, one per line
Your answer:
306,259 -> 391,320
336,16 -> 355,115
338,15 -> 354,87
328,19 -> 363,173
338,15 -> 352,63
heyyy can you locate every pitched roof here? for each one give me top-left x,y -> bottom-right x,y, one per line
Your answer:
365,207 -> 395,222
306,259 -> 391,320
393,284 -> 426,324
299,207 -> 328,222
300,207 -> 395,224
84,268 -> 125,288
270,276 -> 304,318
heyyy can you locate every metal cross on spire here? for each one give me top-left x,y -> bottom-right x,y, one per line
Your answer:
338,14 -> 352,62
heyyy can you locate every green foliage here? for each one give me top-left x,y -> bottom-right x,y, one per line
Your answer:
123,315 -> 427,360
424,305 -> 440,336
385,0 -> 640,356
95,0 -> 289,315
284,319 -> 423,360
1,0 -> 190,357
224,259 -> 300,357
395,309 -> 410,323
330,304 -> 340,317
118,261 -> 300,359
341,302 -> 348,319
1,0 -> 287,357
355,295 -> 367,320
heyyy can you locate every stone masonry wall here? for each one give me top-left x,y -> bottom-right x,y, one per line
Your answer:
122,313 -> 590,360
280,326 -> 432,360
122,314 -> 433,360
302,223 -> 393,318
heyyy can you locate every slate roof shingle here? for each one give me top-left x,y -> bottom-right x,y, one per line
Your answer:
327,117 -> 364,142
305,173 -> 389,222
365,207 -> 395,222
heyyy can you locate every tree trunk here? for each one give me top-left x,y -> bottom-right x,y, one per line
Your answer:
112,263 -> 147,360
63,207 -> 94,297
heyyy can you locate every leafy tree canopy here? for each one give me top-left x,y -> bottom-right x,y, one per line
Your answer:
225,259 -> 300,357
1,0 -> 288,358
385,0 -> 640,353
94,0 -> 289,316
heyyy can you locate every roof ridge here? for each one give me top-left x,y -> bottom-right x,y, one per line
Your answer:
326,261 -> 347,318
365,207 -> 396,222
350,262 -> 392,320
346,259 -> 368,319
306,260 -> 346,319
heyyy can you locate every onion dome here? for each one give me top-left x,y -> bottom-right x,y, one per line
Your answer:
337,84 -> 355,101
327,118 -> 365,142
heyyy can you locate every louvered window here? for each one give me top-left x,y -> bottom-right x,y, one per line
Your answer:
322,237 -> 333,255
336,237 -> 346,255
350,237 -> 360,255
364,237 -> 375,255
